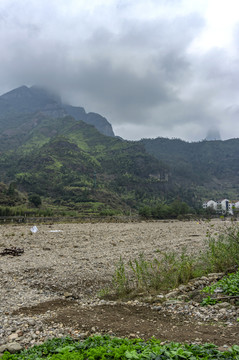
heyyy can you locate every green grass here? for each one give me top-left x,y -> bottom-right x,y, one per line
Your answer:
111,250 -> 198,297
2,335 -> 239,360
110,224 -> 239,297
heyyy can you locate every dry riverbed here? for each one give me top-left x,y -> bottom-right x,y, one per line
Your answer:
0,219 -> 239,350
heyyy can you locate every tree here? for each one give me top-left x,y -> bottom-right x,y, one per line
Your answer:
7,182 -> 16,196
28,194 -> 42,207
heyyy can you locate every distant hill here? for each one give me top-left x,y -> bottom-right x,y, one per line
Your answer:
141,137 -> 239,204
0,86 -> 114,137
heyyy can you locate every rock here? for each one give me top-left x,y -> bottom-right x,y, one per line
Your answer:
156,294 -> 165,300
217,302 -> 231,309
177,294 -> 190,301
0,345 -> 7,353
64,292 -> 73,298
208,273 -> 224,279
6,342 -> 23,354
165,291 -> 179,299
165,300 -> 183,306
8,333 -> 18,341
79,332 -> 89,339
178,285 -> 187,292
28,319 -> 36,326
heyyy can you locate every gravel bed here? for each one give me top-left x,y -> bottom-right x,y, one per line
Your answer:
0,220 -> 238,352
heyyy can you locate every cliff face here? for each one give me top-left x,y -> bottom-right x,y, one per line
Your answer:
63,105 -> 115,137
0,86 -> 115,137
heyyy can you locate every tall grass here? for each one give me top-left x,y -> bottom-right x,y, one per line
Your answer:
111,223 -> 239,297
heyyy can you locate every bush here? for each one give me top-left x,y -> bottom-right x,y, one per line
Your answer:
28,194 -> 42,207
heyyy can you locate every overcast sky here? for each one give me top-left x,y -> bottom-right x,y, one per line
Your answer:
0,0 -> 239,141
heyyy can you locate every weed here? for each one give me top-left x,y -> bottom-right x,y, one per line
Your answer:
129,253 -> 151,290
109,224 -> 239,298
97,287 -> 111,298
201,296 -> 218,306
202,270 -> 239,296
201,224 -> 239,273
112,256 -> 130,295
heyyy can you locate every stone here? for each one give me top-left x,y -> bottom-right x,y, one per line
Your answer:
178,285 -> 187,292
156,294 -> 165,300
165,291 -> 179,299
6,342 -> 23,354
208,273 -> 224,279
177,294 -> 190,301
8,333 -> 18,341
28,319 -> 36,326
217,302 -> 231,309
0,345 -> 7,354
165,300 -> 183,305
64,292 -> 73,298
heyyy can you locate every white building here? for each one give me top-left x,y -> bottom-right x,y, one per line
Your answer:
203,200 -> 217,211
203,199 -> 236,215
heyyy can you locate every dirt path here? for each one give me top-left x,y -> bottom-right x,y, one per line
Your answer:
14,299 -> 239,347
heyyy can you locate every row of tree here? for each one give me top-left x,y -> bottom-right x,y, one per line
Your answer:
139,200 -> 191,219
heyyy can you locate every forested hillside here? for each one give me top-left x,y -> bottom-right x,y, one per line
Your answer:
142,137 -> 239,203
0,113 -> 170,214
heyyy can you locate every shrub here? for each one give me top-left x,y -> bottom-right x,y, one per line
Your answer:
28,194 -> 42,207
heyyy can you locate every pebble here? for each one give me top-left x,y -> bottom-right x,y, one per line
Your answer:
0,292 -> 237,352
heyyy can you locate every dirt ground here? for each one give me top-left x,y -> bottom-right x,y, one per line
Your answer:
1,219 -> 239,346
14,298 -> 239,347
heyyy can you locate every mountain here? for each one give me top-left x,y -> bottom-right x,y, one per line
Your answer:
141,137 -> 239,203
0,86 -> 114,137
1,85 -> 238,214
0,111 -> 170,214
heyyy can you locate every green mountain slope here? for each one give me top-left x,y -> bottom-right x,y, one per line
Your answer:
142,137 -> 239,203
0,114 -> 170,213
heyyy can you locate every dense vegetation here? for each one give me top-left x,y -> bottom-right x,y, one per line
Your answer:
138,199 -> 191,219
141,137 -> 239,204
0,113 -> 171,215
2,335 -> 239,359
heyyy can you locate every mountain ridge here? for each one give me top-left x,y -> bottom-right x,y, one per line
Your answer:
0,85 -> 115,137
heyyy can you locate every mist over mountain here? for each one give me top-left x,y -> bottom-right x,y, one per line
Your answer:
0,86 -> 114,137
0,85 -> 238,215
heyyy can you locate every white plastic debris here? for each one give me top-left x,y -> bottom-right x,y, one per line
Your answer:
49,230 -> 62,233
30,226 -> 38,233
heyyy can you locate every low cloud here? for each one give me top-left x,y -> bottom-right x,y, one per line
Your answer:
0,0 -> 238,140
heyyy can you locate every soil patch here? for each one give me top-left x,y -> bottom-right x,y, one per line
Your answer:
15,299 -> 239,346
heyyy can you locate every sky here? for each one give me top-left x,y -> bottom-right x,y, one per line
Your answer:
0,0 -> 239,141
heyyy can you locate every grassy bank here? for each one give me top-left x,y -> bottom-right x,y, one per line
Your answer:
110,223 -> 239,297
